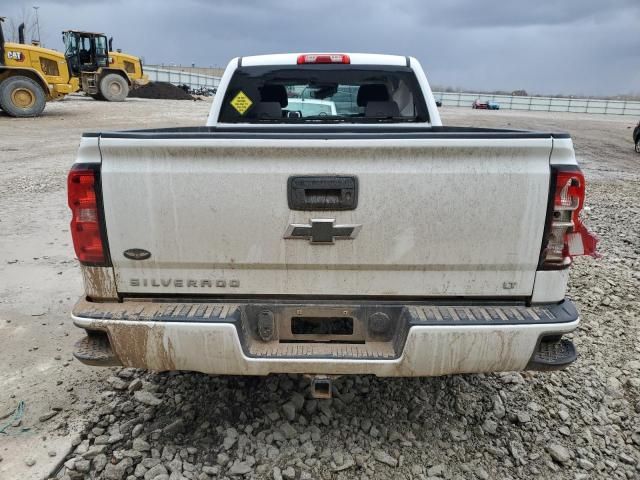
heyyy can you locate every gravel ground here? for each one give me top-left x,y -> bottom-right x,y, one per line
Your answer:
1,98 -> 639,480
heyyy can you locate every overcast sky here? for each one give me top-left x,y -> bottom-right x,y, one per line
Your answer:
4,0 -> 640,96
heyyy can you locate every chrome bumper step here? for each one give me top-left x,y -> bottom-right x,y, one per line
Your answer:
73,332 -> 120,367
527,338 -> 577,370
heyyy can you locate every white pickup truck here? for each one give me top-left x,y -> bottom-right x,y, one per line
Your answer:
69,53 -> 597,395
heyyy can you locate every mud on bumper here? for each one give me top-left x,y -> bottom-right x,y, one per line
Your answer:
72,298 -> 579,376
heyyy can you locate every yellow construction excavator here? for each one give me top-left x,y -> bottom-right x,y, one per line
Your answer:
0,18 -> 79,117
63,30 -> 148,101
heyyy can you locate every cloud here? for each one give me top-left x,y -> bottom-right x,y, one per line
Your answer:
3,0 -> 639,95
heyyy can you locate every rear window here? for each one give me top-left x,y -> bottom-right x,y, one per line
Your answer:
219,64 -> 429,123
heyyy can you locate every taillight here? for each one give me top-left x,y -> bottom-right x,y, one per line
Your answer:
296,54 -> 350,64
68,164 -> 109,265
541,166 -> 598,269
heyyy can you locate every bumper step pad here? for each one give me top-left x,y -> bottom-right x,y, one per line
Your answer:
73,299 -> 576,325
527,338 -> 577,370
73,333 -> 121,366
73,299 -> 240,323
407,303 -> 573,325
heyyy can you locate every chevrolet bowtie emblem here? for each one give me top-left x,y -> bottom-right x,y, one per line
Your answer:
284,219 -> 362,244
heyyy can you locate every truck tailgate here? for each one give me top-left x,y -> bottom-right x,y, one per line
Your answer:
98,135 -> 552,297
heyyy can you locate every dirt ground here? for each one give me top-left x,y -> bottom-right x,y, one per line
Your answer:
0,95 -> 638,480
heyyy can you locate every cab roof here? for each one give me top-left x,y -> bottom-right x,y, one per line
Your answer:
239,53 -> 410,67
62,30 -> 105,36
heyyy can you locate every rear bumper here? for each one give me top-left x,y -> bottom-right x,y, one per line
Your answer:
72,298 -> 579,376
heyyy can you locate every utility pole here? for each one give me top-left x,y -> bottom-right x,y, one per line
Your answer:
33,6 -> 40,44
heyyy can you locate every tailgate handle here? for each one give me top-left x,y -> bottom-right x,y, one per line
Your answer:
287,176 -> 358,211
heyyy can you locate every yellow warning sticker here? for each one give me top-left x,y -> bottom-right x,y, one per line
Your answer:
230,91 -> 253,115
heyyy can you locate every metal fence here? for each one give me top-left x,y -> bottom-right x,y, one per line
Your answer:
144,66 -> 221,90
136,71 -> 640,116
433,91 -> 640,116
145,65 -> 226,77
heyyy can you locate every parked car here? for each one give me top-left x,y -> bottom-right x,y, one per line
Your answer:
68,52 -> 597,397
295,85 -> 361,116
472,99 -> 500,110
285,98 -> 337,117
634,121 -> 640,153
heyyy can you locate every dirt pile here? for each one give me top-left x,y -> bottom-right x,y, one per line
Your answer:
128,82 -> 194,101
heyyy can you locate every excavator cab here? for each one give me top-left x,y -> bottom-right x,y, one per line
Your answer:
63,30 -> 109,75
